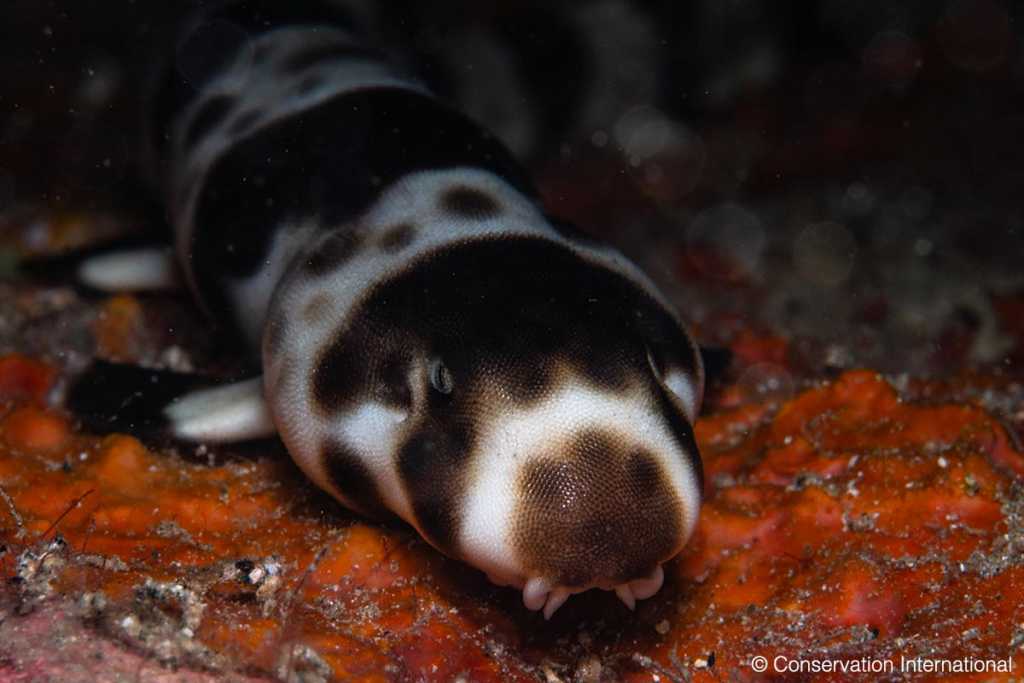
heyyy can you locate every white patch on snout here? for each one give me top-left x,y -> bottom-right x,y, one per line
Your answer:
458,378 -> 702,588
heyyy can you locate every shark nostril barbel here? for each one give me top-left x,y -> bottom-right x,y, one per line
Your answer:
523,577 -> 552,612
519,564 -> 667,618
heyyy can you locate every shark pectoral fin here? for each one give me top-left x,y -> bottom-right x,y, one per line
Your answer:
165,378 -> 276,443
68,361 -> 275,444
17,235 -> 182,294
77,246 -> 181,292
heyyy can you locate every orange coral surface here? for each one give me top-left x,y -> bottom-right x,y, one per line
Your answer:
1,350 -> 1022,682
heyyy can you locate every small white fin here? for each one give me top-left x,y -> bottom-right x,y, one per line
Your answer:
78,247 -> 180,291
164,378 -> 276,442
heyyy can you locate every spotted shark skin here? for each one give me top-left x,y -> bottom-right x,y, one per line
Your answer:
127,0 -> 705,618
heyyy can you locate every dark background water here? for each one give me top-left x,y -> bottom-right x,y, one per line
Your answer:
1,0 -> 1023,378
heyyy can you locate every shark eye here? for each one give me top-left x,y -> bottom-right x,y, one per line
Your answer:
429,358 -> 454,395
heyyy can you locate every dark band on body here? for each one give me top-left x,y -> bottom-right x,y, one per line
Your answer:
308,236 -> 692,416
397,423 -> 472,554
151,0 -> 364,183
492,6 -> 590,156
189,86 -> 535,317
323,438 -> 392,519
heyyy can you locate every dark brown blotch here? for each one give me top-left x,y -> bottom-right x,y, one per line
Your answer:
303,229 -> 362,275
311,329 -> 362,415
322,439 -> 392,519
302,292 -> 332,324
512,430 -> 683,587
378,223 -> 416,253
371,354 -> 412,410
440,186 -> 501,219
575,346 -> 632,393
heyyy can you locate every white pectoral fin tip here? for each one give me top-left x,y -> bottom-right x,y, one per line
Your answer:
164,377 -> 276,443
77,247 -> 180,292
